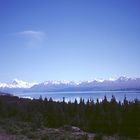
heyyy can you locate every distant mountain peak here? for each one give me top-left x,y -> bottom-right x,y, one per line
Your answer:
12,78 -> 24,85
117,76 -> 129,80
0,79 -> 36,89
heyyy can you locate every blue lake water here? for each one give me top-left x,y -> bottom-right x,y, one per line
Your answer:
14,90 -> 140,102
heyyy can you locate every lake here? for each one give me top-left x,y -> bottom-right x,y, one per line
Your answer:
14,90 -> 140,102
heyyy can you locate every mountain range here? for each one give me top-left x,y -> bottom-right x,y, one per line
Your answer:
0,76 -> 140,93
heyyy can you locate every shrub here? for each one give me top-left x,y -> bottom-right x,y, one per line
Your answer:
94,133 -> 103,140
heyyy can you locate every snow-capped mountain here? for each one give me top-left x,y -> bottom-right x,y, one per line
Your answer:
29,80 -> 77,92
0,76 -> 140,93
28,76 -> 140,92
0,79 -> 36,90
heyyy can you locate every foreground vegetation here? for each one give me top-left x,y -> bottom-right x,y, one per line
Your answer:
0,94 -> 140,139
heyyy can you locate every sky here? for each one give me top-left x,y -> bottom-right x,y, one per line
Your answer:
0,0 -> 140,82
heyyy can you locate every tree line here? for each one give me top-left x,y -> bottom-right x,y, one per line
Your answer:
0,94 -> 139,138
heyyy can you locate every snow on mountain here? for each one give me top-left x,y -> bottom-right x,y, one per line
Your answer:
0,76 -> 140,92
29,80 -> 77,92
30,76 -> 140,91
0,79 -> 36,89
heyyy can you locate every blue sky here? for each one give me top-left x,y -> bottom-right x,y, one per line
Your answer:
0,0 -> 140,82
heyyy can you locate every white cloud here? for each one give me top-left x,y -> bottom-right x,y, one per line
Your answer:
19,30 -> 45,40
17,30 -> 46,48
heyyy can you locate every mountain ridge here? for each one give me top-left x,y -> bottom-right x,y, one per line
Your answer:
0,76 -> 140,92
